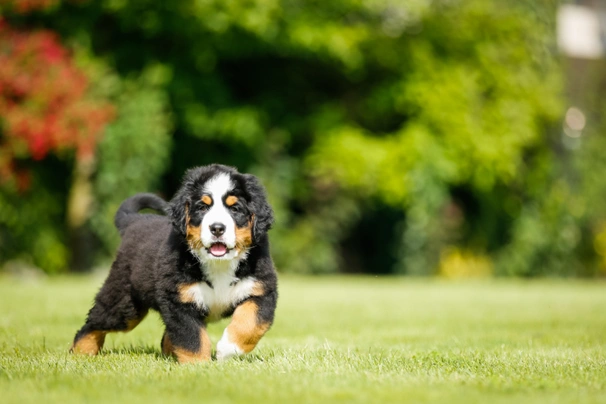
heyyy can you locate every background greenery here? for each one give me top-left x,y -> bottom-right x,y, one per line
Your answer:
1,0 -> 606,276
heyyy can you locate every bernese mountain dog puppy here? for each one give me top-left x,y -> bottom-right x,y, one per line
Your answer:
70,164 -> 277,363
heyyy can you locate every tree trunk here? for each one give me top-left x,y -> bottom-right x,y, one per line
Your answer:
66,156 -> 96,272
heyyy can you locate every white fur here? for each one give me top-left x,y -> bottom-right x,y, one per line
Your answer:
216,329 -> 244,361
181,261 -> 258,323
184,172 -> 256,359
201,173 -> 236,254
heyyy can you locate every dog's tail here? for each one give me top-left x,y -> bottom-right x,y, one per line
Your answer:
114,193 -> 168,235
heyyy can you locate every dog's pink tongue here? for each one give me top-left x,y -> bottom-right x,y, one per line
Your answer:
210,243 -> 227,256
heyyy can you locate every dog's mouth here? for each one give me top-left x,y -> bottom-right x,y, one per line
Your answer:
207,242 -> 229,257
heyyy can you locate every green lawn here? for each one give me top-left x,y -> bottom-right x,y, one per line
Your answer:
0,274 -> 605,403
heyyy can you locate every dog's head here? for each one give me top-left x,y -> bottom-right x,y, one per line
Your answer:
168,164 -> 274,262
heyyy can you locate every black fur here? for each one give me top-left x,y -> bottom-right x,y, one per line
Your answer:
114,193 -> 168,235
166,165 -> 274,240
71,164 -> 277,361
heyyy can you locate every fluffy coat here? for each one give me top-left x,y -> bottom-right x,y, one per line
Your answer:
71,164 -> 277,363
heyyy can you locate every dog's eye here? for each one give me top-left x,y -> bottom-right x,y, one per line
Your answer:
200,204 -> 210,212
229,205 -> 239,213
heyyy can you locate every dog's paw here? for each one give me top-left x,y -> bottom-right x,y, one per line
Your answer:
216,330 -> 244,361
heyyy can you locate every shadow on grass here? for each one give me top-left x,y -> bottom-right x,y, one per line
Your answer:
227,353 -> 265,363
104,345 -> 166,360
102,345 -> 268,363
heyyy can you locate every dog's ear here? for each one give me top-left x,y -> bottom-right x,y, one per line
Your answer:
244,174 -> 274,240
167,189 -> 188,235
168,169 -> 200,235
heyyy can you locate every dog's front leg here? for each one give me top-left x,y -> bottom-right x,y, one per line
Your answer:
216,293 -> 276,361
160,304 -> 211,364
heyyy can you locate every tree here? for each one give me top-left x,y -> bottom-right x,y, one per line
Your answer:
4,0 -> 601,277
0,4 -> 114,271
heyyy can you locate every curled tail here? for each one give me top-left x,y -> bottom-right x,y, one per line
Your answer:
114,193 -> 168,235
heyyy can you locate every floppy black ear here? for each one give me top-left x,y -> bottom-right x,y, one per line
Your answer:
167,189 -> 188,235
167,168 -> 200,235
244,174 -> 274,240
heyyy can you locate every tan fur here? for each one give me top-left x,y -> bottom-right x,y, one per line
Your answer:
161,332 -> 174,356
250,282 -> 264,297
225,195 -> 238,206
171,328 -> 212,363
71,312 -> 147,355
201,195 -> 212,205
71,331 -> 106,355
185,204 -> 203,250
126,312 -> 148,331
227,300 -> 270,353
235,220 -> 253,253
178,283 -> 196,304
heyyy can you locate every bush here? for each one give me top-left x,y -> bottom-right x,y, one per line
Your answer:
2,0 -> 604,276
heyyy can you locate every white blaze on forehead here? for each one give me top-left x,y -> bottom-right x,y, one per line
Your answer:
201,173 -> 237,252
204,172 -> 234,199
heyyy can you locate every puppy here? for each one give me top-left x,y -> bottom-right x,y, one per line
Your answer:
71,164 -> 277,363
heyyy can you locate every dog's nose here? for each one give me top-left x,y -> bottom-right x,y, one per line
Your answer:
210,223 -> 226,237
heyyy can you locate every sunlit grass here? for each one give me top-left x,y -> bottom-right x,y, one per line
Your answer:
0,275 -> 605,403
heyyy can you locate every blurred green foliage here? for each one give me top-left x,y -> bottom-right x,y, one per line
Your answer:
0,158 -> 70,273
1,0 -> 605,276
89,65 -> 172,257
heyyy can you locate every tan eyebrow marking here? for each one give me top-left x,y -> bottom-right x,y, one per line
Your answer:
201,195 -> 212,205
225,196 -> 238,207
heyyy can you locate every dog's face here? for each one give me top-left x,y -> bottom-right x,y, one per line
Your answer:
189,172 -> 250,261
168,165 -> 273,263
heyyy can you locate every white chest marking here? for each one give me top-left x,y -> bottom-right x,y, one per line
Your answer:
182,270 -> 257,322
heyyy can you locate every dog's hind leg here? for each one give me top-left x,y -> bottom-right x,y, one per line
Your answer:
71,305 -> 148,355
71,325 -> 107,355
71,267 -> 148,355
71,308 -> 148,355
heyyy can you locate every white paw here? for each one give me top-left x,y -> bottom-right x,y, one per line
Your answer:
216,329 -> 243,361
